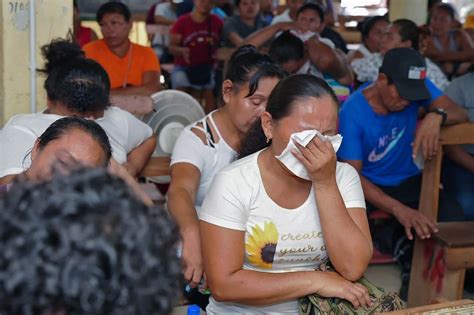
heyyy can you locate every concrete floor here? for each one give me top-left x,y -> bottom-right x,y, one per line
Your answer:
366,264 -> 402,294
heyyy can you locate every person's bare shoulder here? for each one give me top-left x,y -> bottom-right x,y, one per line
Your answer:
348,50 -> 364,63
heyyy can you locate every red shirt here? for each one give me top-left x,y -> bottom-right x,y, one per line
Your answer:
76,25 -> 94,47
171,13 -> 223,66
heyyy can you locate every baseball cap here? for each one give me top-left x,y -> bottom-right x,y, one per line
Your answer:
379,48 -> 430,101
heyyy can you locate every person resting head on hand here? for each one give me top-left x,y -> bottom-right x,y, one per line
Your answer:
0,38 -> 156,184
0,167 -> 181,315
2,116 -> 153,206
269,31 -> 353,103
22,117 -> 111,182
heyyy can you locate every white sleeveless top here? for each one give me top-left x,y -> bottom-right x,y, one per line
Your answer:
200,150 -> 366,314
170,111 -> 238,208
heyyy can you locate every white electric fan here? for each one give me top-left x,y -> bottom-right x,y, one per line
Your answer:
141,90 -> 205,183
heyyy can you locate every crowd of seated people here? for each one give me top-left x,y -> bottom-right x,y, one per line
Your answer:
351,18 -> 449,90
0,38 -> 156,183
0,0 -> 473,313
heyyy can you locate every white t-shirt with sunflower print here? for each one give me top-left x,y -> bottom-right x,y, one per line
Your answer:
199,150 -> 366,314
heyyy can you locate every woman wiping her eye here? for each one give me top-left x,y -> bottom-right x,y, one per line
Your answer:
199,74 -> 403,314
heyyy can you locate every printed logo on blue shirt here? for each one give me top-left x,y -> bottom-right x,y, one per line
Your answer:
368,127 -> 406,162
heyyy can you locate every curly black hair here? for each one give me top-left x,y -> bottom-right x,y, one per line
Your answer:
40,38 -> 111,114
0,168 -> 182,315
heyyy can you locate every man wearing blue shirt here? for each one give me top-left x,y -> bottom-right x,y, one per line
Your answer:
338,48 -> 468,299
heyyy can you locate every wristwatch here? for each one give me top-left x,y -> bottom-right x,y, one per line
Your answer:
429,108 -> 447,126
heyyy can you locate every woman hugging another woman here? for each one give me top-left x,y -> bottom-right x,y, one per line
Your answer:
167,45 -> 286,307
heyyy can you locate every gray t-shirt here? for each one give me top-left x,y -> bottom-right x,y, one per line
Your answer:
151,2 -> 177,58
221,15 -> 268,48
445,72 -> 474,153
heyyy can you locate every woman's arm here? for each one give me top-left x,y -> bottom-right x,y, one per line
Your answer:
168,163 -> 205,287
347,50 -> 364,63
0,174 -> 17,185
123,135 -> 156,177
294,138 -> 372,281
307,38 -> 353,85
108,159 -> 153,206
424,31 -> 474,63
333,49 -> 354,85
243,22 -> 298,48
214,22 -> 299,61
201,221 -> 372,308
315,196 -> 372,280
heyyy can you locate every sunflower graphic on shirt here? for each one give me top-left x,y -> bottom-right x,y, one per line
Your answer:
246,221 -> 279,269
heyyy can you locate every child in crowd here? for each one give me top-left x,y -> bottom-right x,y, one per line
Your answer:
169,0 -> 223,113
0,39 -> 156,184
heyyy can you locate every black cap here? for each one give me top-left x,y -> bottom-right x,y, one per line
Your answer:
379,48 -> 430,101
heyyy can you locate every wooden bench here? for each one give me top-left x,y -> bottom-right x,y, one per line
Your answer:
139,156 -> 171,178
387,299 -> 474,314
138,156 -> 172,203
407,123 -> 474,306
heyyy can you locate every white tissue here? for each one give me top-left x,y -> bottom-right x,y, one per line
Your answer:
275,130 -> 343,180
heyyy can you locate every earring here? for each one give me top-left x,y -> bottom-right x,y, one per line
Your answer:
266,137 -> 271,144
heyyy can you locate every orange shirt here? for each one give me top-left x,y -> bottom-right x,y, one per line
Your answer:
83,39 -> 160,89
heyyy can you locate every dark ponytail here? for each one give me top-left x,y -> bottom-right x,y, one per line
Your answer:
39,37 -> 84,75
239,74 -> 338,158
40,38 -> 111,114
225,45 -> 286,97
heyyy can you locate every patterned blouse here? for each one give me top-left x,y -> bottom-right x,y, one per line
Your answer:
351,53 -> 450,90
